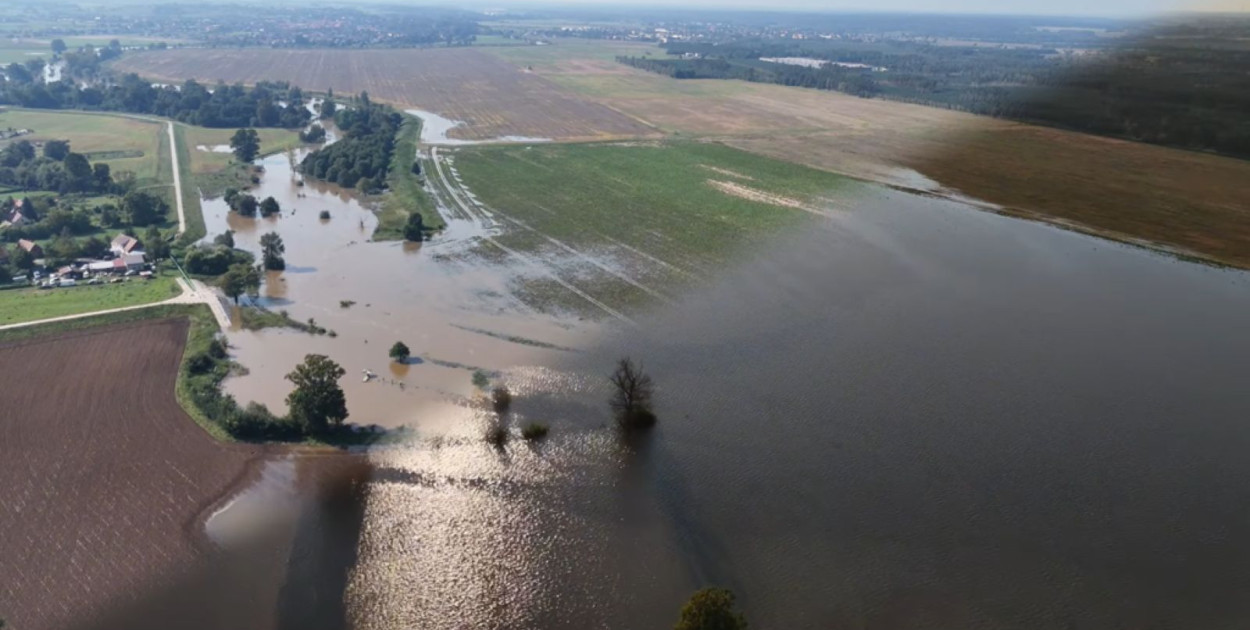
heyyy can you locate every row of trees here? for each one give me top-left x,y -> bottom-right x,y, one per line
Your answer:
0,139 -> 116,195
299,95 -> 400,192
223,188 -> 282,219
0,75 -> 313,130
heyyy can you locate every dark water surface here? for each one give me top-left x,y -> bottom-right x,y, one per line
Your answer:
340,184 -> 1250,629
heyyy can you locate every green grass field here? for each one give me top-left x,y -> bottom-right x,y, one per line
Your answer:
0,271 -> 181,326
0,108 -> 166,182
377,114 -> 440,240
451,140 -> 852,315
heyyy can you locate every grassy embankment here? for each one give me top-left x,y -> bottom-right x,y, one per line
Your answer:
451,140 -> 851,315
375,113 -> 440,239
0,270 -> 181,326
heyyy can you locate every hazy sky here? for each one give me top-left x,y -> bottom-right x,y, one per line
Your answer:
494,0 -> 1249,16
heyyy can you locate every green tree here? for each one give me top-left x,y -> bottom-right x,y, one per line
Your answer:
43,139 -> 70,160
610,357 -> 656,429
259,196 -> 280,217
214,230 -> 235,248
92,162 -> 111,191
99,203 -> 121,227
122,190 -> 167,226
285,354 -> 348,434
51,38 -> 67,56
233,193 -> 258,218
318,99 -> 336,119
219,262 -> 260,304
46,230 -> 80,265
144,226 -> 170,260
403,212 -> 425,242
389,341 -> 410,363
11,246 -> 34,271
63,153 -> 93,191
0,261 -> 12,283
229,128 -> 261,163
260,232 -> 285,270
674,588 -> 748,630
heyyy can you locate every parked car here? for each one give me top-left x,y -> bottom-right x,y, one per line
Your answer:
60,279 -> 77,287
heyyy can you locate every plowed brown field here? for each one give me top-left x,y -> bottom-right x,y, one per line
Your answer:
111,48 -> 654,141
0,319 -> 264,630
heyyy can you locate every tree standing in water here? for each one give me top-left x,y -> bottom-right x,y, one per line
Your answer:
389,341 -> 410,363
674,588 -> 748,630
260,232 -> 285,270
285,354 -> 348,435
610,357 -> 656,429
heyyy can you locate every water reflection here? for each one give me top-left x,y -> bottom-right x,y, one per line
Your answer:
207,140 -> 1250,629
348,186 -> 1250,629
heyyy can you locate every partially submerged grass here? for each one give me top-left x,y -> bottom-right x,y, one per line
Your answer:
521,422 -> 549,441
451,140 -> 850,316
377,114 -> 440,240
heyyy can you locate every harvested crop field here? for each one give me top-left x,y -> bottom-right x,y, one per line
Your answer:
0,318 -> 265,630
111,48 -> 654,142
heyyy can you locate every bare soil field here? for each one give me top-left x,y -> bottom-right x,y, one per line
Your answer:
111,48 -> 654,141
0,318 -> 265,630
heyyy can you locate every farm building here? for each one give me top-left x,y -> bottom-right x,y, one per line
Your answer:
17,239 -> 43,258
110,234 -> 143,256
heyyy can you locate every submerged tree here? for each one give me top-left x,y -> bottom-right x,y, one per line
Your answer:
609,357 -> 656,429
403,212 -> 425,242
389,341 -> 410,363
285,354 -> 348,435
219,262 -> 260,304
674,588 -> 748,630
259,196 -> 281,218
259,231 -> 285,270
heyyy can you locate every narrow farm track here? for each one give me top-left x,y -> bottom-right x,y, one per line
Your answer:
0,319 -> 266,630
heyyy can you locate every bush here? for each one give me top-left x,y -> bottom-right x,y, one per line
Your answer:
186,351 -> 216,375
521,422 -> 549,441
492,386 -> 512,415
471,369 -> 490,390
319,210 -> 331,220
485,423 -> 508,448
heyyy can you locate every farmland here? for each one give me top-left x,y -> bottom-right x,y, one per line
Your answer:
111,47 -> 655,142
0,272 -> 181,326
0,317 -> 263,630
0,108 -> 168,184
480,42 -> 1250,269
444,140 -> 851,316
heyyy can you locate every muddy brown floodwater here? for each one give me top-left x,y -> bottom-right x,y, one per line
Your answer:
202,149 -> 602,430
206,142 -> 1250,630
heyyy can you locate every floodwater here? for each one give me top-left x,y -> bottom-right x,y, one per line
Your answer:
209,141 -> 1250,628
202,148 -> 599,428
403,108 -> 552,145
344,189 -> 1250,629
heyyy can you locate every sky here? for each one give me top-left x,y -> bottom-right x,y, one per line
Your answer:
486,0 -> 1250,16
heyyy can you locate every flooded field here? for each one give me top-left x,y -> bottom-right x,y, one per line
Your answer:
203,149 -> 602,428
206,137 -> 1250,629
342,186 -> 1250,629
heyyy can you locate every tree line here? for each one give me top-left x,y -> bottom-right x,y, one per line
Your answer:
299,93 -> 401,192
0,139 -> 115,195
0,73 -> 312,130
